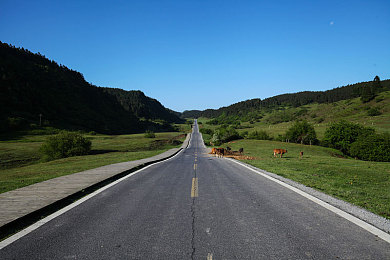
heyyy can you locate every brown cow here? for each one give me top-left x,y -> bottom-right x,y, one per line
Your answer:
273,149 -> 287,158
216,148 -> 225,158
299,151 -> 304,158
211,148 -> 217,154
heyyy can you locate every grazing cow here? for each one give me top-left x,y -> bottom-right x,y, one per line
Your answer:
216,148 -> 225,158
239,148 -> 244,154
299,151 -> 304,158
225,146 -> 232,155
273,149 -> 287,158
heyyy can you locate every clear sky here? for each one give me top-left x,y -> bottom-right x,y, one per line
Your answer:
1,0 -> 389,112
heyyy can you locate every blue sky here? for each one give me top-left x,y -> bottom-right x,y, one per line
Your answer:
1,0 -> 389,112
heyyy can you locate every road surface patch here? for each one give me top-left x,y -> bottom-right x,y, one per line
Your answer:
227,158 -> 390,244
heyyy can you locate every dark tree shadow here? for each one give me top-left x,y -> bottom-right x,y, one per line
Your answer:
89,149 -> 119,155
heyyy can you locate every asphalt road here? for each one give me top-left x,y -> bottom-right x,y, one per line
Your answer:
1,121 -> 389,259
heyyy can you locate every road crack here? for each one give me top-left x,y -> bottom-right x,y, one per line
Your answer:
191,195 -> 196,259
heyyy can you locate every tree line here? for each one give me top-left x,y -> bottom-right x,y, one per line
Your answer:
183,77 -> 389,120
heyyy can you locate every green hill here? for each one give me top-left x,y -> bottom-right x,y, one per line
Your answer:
0,42 -> 183,134
191,78 -> 390,124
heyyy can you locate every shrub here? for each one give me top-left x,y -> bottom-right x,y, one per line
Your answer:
211,130 -> 222,146
210,126 -> 241,145
218,126 -> 241,143
360,85 -> 376,103
349,133 -> 390,162
322,121 -> 375,155
367,107 -> 381,116
285,120 -> 318,145
375,96 -> 384,103
275,134 -> 285,142
199,128 -> 213,135
88,131 -> 97,135
144,130 -> 156,138
265,110 -> 297,124
248,130 -> 270,140
40,131 -> 91,161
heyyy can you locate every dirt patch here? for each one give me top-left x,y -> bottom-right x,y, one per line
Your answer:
208,153 -> 256,160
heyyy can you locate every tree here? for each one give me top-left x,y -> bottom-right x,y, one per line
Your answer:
285,120 -> 318,145
349,133 -> 390,162
322,121 -> 375,155
361,85 -> 376,103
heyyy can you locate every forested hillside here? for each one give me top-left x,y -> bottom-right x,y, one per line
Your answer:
0,42 -> 183,134
181,110 -> 202,119
189,78 -> 390,122
102,88 -> 183,123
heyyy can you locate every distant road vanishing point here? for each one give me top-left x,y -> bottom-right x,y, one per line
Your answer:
1,120 -> 389,259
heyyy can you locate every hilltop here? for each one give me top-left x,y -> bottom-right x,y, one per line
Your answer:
0,42 -> 183,134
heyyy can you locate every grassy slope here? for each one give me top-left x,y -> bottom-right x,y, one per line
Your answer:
200,90 -> 390,140
0,132 -> 185,194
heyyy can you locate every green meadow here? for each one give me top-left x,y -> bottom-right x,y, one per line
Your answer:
0,131 -> 186,194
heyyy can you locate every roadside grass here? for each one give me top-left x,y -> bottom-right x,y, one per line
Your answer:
0,132 -> 185,194
218,139 -> 390,219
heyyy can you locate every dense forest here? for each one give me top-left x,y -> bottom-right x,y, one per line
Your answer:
0,42 -> 183,134
183,77 -> 390,120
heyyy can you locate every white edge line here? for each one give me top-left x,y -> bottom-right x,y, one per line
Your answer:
0,140 -> 189,250
226,158 -> 390,244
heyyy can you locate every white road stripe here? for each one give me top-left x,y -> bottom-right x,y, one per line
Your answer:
227,158 -> 390,244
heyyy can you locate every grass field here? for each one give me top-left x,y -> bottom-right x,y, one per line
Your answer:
0,131 -> 185,194
215,139 -> 390,219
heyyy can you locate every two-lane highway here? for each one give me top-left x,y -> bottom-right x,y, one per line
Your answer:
1,120 -> 389,259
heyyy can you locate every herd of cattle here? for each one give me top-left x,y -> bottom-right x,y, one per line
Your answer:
211,147 -> 303,158
210,147 -> 244,158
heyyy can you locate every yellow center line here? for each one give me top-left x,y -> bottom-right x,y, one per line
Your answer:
207,253 -> 213,260
191,178 -> 198,197
194,163 -> 197,170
